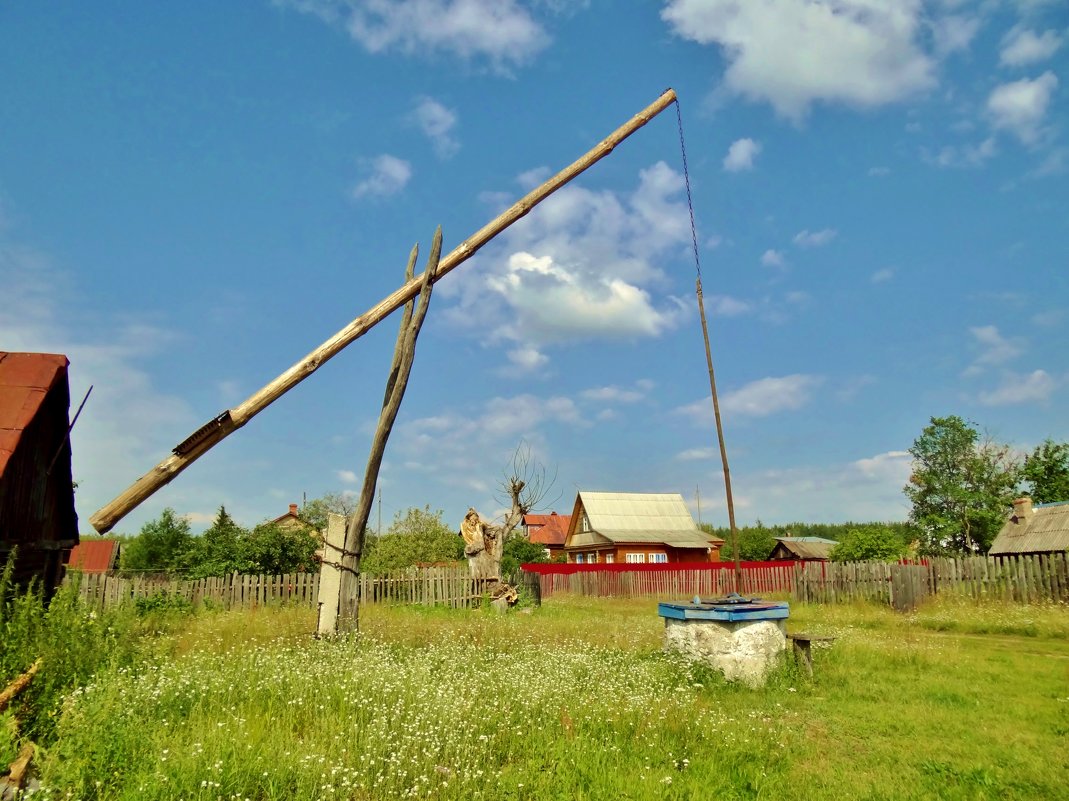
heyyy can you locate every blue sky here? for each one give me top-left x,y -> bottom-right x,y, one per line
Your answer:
1,0 -> 1066,535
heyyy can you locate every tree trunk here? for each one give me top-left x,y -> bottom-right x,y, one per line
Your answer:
323,228 -> 441,634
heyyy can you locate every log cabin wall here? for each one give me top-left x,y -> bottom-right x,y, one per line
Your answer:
0,353 -> 79,594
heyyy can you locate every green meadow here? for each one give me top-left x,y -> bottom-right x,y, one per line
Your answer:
6,592 -> 1069,800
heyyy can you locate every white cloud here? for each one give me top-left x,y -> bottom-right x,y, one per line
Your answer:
487,251 -> 676,340
1032,309 -> 1064,328
851,450 -> 911,482
793,228 -> 837,248
283,0 -> 550,72
871,268 -> 894,283
676,447 -> 717,461
411,97 -> 459,158
662,0 -> 936,122
965,325 -> 1023,374
706,295 -> 752,317
677,374 -> 822,422
867,166 -> 891,177
1029,147 -> 1067,178
337,469 -> 359,484
579,384 -> 648,404
1000,26 -> 1063,67
721,374 -> 822,417
979,369 -> 1056,405
761,249 -> 785,268
987,71 -> 1058,145
723,138 -> 761,172
930,14 -> 981,56
351,154 -> 412,198
926,137 -> 997,168
440,162 -> 691,358
506,346 -> 549,371
730,449 -> 912,523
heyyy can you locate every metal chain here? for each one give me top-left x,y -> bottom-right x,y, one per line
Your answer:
675,99 -> 702,280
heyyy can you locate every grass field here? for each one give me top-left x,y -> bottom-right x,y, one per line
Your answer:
27,594 -> 1069,800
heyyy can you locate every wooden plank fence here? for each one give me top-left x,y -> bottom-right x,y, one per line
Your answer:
531,564 -> 796,600
793,553 -> 1069,611
67,566 -> 483,612
526,553 -> 1069,611
66,554 -> 1069,613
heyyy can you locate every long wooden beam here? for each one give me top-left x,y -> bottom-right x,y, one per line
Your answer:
90,88 -> 679,533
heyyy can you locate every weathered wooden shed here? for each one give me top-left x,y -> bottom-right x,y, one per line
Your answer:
989,497 -> 1069,556
0,352 -> 79,593
768,536 -> 837,561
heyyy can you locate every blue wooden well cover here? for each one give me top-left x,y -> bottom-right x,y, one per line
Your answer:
658,596 -> 789,622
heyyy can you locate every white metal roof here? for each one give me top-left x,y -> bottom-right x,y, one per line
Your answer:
566,492 -> 720,550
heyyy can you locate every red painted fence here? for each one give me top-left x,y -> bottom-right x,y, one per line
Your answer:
520,561 -> 802,599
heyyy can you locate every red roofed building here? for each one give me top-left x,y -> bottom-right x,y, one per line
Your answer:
523,512 -> 571,560
0,352 -> 79,593
66,539 -> 120,574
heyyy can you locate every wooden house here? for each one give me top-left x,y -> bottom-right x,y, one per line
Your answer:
522,511 -> 570,560
272,503 -> 308,532
562,491 -> 722,564
989,497 -> 1069,556
768,536 -> 837,561
0,352 -> 79,593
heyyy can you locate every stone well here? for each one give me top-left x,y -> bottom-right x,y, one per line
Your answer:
658,597 -> 789,687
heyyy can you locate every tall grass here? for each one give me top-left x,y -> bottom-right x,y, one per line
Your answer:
27,593 -> 1069,800
0,558 -> 187,746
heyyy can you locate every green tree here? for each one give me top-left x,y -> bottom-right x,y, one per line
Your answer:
501,534 -> 549,576
299,492 -> 358,533
1022,439 -> 1069,504
240,522 -> 319,575
904,416 -> 1020,555
120,508 -> 194,573
829,526 -> 910,562
705,522 -> 777,561
361,506 -> 463,575
187,506 -> 247,578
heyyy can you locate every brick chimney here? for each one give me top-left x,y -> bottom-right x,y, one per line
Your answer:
289,503 -> 299,516
1012,497 -> 1033,523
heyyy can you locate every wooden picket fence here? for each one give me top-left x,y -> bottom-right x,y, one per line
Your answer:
793,553 -> 1069,611
530,563 -> 796,600
792,562 -> 930,612
526,553 -> 1069,612
68,565 -> 482,612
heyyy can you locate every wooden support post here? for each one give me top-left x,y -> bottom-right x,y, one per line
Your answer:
335,229 -> 441,633
89,88 -> 679,534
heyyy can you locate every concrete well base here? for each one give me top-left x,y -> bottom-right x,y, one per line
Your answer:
664,617 -> 787,687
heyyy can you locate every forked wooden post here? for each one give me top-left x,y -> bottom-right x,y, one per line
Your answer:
90,88 -> 679,533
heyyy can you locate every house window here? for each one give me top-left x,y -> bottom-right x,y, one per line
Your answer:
581,512 -> 591,532
648,553 -> 667,563
575,553 -> 584,564
587,552 -> 597,564
604,553 -> 614,564
625,553 -> 645,563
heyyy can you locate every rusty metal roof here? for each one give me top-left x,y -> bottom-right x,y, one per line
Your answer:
526,512 -> 571,546
989,502 -> 1069,555
566,492 -> 721,550
66,539 -> 120,573
0,352 -> 70,478
772,536 -> 838,560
